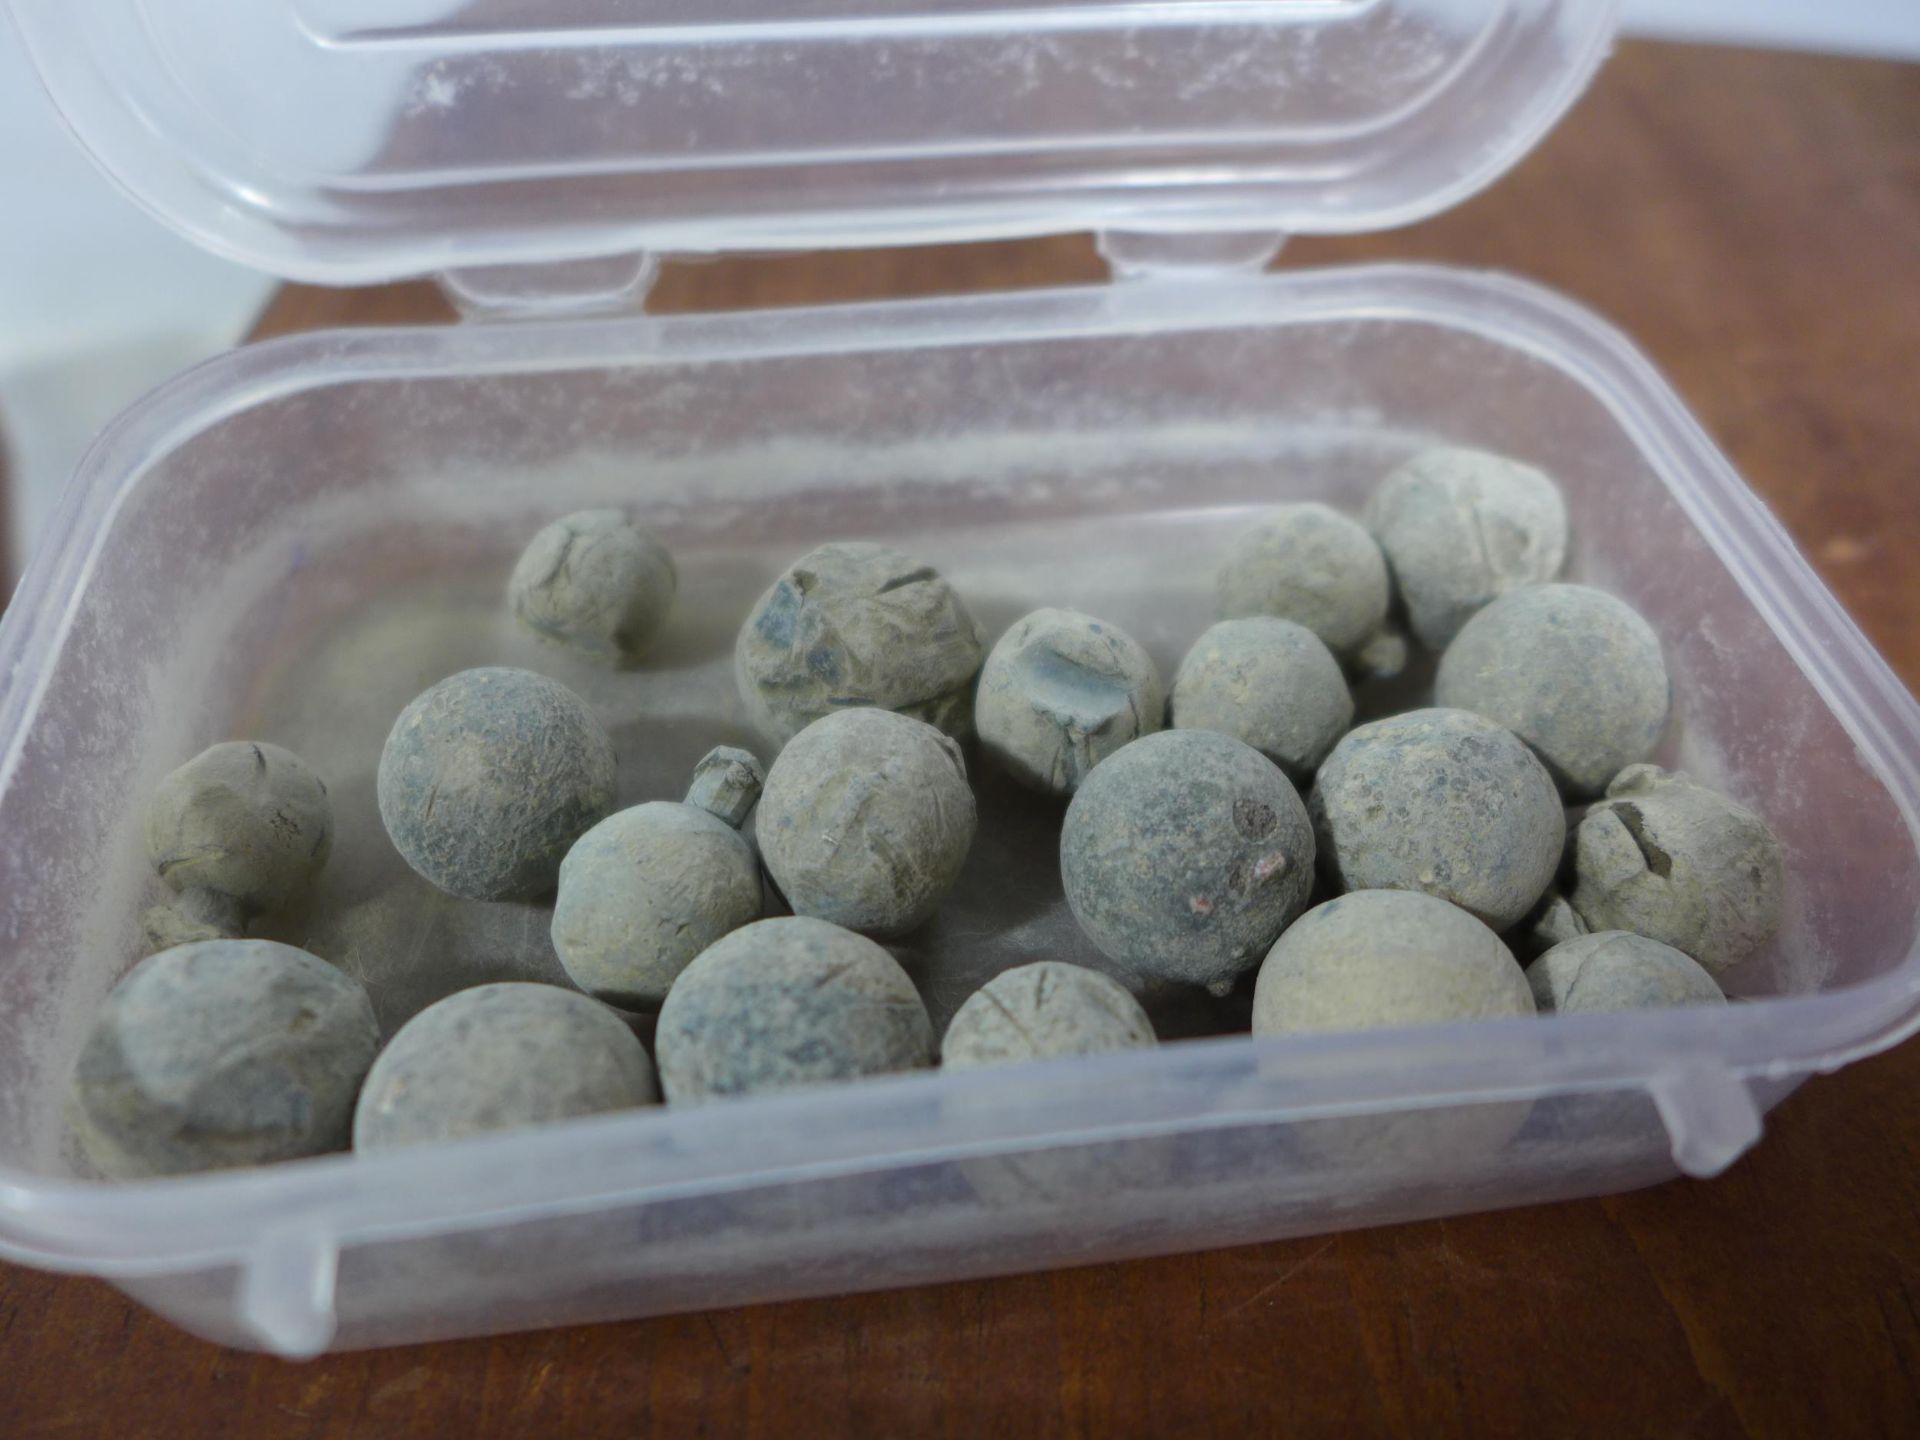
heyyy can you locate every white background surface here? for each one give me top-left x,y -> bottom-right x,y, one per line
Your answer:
2,2 -> 1917,571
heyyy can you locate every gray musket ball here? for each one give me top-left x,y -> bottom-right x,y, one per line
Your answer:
377,667 -> 617,901
655,917 -> 935,1102
71,940 -> 379,1179
508,509 -> 677,667
1171,618 -> 1354,783
1527,931 -> 1727,1015
1253,891 -> 1534,1037
353,983 -> 657,1152
1061,729 -> 1315,996
1437,583 -> 1670,796
1311,707 -> 1564,931
143,741 -> 333,949
1568,764 -> 1785,975
942,962 -> 1156,1070
974,607 -> 1163,796
552,748 -> 765,1010
1366,448 -> 1569,650
1214,503 -> 1393,660
735,541 -> 984,747
757,708 -> 976,937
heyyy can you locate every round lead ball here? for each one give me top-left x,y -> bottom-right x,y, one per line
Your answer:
1060,729 -> 1315,997
942,962 -> 1156,1069
756,708 -> 977,937
70,940 -> 379,1179
377,667 -> 617,901
507,509 -> 677,667
353,983 -> 658,1152
655,917 -> 935,1102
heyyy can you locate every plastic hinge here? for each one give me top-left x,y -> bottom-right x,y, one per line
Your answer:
1097,230 -> 1287,282
439,253 -> 660,321
238,1222 -> 339,1359
1648,1066 -> 1763,1179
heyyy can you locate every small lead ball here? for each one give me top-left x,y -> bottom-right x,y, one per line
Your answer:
70,939 -> 379,1178
142,741 -> 333,952
1366,448 -> 1569,650
1213,502 -> 1400,673
353,983 -> 658,1152
1061,729 -> 1315,997
974,607 -> 1163,797
734,541 -> 984,747
942,962 -> 1156,1069
1567,764 -> 1784,975
756,708 -> 977,937
1437,583 -> 1669,797
377,666 -> 616,901
1170,617 -> 1353,783
508,510 -> 677,667
655,917 -> 935,1102
1526,931 -> 1726,1015
552,747 -> 766,1010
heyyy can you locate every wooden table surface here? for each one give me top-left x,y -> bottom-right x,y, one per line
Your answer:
4,39 -> 1918,1440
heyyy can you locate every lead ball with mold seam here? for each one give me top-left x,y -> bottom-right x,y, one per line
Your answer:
1366,447 -> 1569,650
1060,728 -> 1315,996
507,509 -> 677,667
353,982 -> 658,1152
551,747 -> 766,1011
974,607 -> 1163,797
1567,764 -> 1784,975
377,666 -> 617,901
1526,930 -> 1726,1015
142,741 -> 333,951
942,961 -> 1156,1069
734,541 -> 984,747
1310,707 -> 1564,931
756,708 -> 977,937
1436,582 -> 1669,797
69,939 -> 379,1179
654,916 -> 935,1102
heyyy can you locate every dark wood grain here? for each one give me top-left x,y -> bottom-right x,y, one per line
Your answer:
5,40 -> 1918,1439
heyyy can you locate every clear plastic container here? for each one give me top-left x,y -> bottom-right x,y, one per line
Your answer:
6,0 -> 1920,1358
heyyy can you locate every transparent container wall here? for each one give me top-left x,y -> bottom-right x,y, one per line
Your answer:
10,0 -> 1617,278
127,1083 -> 1684,1350
4,271 -> 1916,1193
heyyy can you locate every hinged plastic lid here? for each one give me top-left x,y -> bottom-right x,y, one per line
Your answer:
9,0 -> 1615,284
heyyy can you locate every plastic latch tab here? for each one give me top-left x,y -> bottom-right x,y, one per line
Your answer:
1649,1066 -> 1763,1179
1096,229 -> 1287,282
439,253 -> 660,321
239,1222 -> 339,1359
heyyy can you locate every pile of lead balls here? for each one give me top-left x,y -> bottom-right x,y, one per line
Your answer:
69,449 -> 1785,1178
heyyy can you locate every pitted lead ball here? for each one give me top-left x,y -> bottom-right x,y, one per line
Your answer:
655,917 -> 935,1101
974,607 -> 1163,796
1437,583 -> 1670,796
757,708 -> 976,937
552,747 -> 766,1010
1061,729 -> 1315,997
735,541 -> 984,747
942,962 -> 1156,1070
1170,618 -> 1353,783
377,667 -> 616,901
353,983 -> 657,1152
1311,707 -> 1564,931
1568,765 -> 1784,975
70,940 -> 379,1179
1526,931 -> 1726,1015
1214,503 -> 1394,665
1253,891 -> 1534,1038
142,741 -> 333,952
508,509 -> 677,667
1366,448 -> 1569,650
